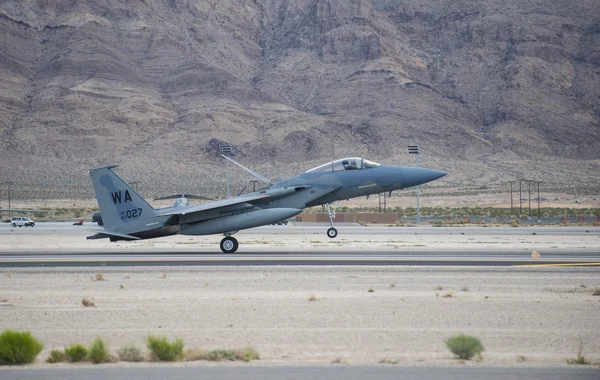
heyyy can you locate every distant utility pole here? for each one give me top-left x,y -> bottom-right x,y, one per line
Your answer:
130,181 -> 139,192
519,180 -> 522,216
3,182 -> 13,219
528,180 -> 532,217
408,144 -> 421,223
219,144 -> 233,198
250,180 -> 258,192
536,181 -> 542,222
508,181 -> 516,216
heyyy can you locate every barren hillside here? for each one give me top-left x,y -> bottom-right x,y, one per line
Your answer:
0,0 -> 598,198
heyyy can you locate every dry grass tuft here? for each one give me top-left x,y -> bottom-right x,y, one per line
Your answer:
6,273 -> 12,279
517,355 -> 526,362
462,287 -> 469,292
566,340 -> 590,365
118,344 -> 144,362
443,291 -> 455,298
379,358 -> 399,364
368,288 -> 375,293
331,357 -> 345,364
435,285 -> 443,291
95,273 -> 104,281
184,347 -> 206,361
161,274 -> 167,279
308,295 -> 318,302
81,298 -> 95,307
592,288 -> 600,296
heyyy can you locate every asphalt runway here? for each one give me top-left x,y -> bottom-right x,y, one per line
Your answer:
2,222 -> 599,267
1,250 -> 599,267
1,366 -> 598,380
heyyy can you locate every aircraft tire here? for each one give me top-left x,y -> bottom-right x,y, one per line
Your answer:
220,237 -> 239,253
327,227 -> 338,238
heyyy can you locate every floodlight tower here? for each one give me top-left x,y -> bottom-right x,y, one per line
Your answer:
408,144 -> 421,223
219,144 -> 233,198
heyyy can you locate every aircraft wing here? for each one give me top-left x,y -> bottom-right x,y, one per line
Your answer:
158,187 -> 310,217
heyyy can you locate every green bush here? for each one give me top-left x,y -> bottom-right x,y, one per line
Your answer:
46,349 -> 67,363
0,330 -> 44,365
89,337 -> 110,364
65,344 -> 88,362
118,344 -> 144,362
445,334 -> 484,360
146,335 -> 184,361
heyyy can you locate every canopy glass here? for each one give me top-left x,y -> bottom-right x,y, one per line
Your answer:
304,157 -> 381,173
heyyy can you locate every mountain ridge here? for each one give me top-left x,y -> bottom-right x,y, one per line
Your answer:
0,0 -> 598,198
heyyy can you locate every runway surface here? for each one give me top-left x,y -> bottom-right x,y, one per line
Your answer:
1,250 -> 599,267
1,366 -> 598,380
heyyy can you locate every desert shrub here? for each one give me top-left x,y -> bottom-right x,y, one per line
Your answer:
567,340 -> 591,365
118,344 -> 144,362
46,349 -> 67,363
445,334 -> 484,360
146,335 -> 184,361
0,330 -> 44,365
202,347 -> 259,362
65,344 -> 88,362
237,347 -> 260,362
592,288 -> 600,296
89,337 -> 110,364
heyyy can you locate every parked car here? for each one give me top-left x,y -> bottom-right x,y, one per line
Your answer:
11,217 -> 35,227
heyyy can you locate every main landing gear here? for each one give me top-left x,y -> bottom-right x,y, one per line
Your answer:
220,236 -> 239,253
326,203 -> 338,238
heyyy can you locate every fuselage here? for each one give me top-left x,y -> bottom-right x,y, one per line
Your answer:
178,164 -> 446,236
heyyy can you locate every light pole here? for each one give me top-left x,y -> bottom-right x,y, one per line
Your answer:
408,144 -> 421,223
219,144 -> 233,198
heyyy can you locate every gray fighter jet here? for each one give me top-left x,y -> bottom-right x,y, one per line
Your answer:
86,157 -> 446,253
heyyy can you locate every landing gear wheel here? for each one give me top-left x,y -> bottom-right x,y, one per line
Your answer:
327,227 -> 338,239
220,236 -> 239,253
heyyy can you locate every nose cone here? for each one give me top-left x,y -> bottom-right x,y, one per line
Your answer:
402,167 -> 447,188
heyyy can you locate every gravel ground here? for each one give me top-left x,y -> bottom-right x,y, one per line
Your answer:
0,266 -> 599,368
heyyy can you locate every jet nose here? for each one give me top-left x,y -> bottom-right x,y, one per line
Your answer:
401,167 -> 447,188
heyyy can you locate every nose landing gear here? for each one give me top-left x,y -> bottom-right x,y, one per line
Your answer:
325,203 -> 338,238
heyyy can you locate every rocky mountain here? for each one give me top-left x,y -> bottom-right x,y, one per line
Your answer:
0,0 -> 598,198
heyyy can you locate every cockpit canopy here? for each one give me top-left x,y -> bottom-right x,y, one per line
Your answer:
304,157 -> 381,173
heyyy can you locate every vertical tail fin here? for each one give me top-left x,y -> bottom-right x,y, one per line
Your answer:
88,165 -> 157,232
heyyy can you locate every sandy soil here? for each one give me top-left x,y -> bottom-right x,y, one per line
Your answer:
0,266 -> 599,368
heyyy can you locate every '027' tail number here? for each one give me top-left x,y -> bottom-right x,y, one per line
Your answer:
120,208 -> 142,220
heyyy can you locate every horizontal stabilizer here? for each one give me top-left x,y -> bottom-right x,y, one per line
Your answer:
85,229 -> 140,240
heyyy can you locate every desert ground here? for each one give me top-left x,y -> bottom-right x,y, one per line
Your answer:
0,265 -> 599,368
0,224 -> 599,368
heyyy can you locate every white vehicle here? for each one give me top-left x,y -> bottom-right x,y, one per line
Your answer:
11,217 -> 35,227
